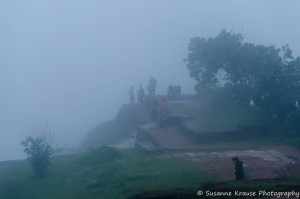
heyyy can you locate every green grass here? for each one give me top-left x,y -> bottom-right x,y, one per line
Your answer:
128,176 -> 300,199
1,146 -> 299,199
202,176 -> 300,193
131,176 -> 300,199
0,147 -> 215,199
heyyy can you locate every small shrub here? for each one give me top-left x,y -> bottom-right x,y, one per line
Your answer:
21,135 -> 54,177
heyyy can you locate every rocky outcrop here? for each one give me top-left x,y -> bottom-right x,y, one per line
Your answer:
81,104 -> 149,149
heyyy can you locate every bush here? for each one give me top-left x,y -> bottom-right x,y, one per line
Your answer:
21,135 -> 54,177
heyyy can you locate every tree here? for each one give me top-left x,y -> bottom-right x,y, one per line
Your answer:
21,122 -> 55,177
185,29 -> 300,134
185,30 -> 243,89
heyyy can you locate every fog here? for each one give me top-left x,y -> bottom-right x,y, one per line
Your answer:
1,0 -> 299,161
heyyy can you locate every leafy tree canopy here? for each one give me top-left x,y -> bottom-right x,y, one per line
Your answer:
185,29 -> 300,134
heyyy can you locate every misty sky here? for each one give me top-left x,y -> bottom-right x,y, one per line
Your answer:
1,0 -> 300,161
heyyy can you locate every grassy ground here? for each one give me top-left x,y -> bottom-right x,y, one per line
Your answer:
130,177 -> 300,199
0,147 -> 215,199
1,90 -> 300,199
1,147 -> 299,199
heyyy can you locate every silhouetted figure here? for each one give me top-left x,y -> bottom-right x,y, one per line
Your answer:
129,86 -> 135,104
150,100 -> 159,128
232,157 -> 250,180
147,76 -> 157,96
137,85 -> 145,104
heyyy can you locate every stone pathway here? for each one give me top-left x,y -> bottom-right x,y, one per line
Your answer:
154,149 -> 298,165
151,149 -> 299,180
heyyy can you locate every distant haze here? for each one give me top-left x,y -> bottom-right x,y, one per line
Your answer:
1,0 -> 299,161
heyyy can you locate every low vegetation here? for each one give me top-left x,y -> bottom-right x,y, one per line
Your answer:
0,147 -> 214,199
131,177 -> 300,199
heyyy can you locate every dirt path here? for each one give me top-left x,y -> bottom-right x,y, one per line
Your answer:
151,146 -> 300,181
134,121 -> 300,180
195,150 -> 297,180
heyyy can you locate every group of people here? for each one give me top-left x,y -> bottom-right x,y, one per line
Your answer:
128,76 -> 157,105
129,85 -> 146,105
129,77 -> 251,181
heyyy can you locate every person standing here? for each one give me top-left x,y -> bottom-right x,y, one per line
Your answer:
150,100 -> 159,128
147,76 -> 157,96
129,86 -> 135,104
137,85 -> 145,104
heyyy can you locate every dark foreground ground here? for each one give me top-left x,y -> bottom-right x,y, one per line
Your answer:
1,143 -> 299,199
